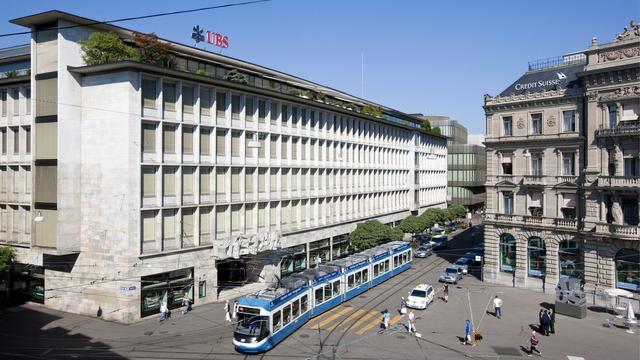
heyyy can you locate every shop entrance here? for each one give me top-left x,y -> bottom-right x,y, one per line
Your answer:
216,259 -> 247,293
140,268 -> 194,317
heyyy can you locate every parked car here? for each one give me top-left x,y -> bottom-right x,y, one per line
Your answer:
414,245 -> 434,258
431,234 -> 448,250
439,266 -> 463,284
414,234 -> 432,245
453,257 -> 472,275
447,222 -> 457,231
406,284 -> 435,309
431,227 -> 445,236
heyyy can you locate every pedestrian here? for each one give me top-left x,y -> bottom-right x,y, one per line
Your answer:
182,297 -> 191,315
538,309 -> 544,333
224,299 -> 231,322
541,310 -> 551,336
232,299 -> 238,319
382,309 -> 390,330
528,331 -> 542,356
400,297 -> 407,315
407,309 -> 416,334
493,295 -> 502,319
160,302 -> 169,322
464,320 -> 474,346
443,284 -> 449,303
549,309 -> 555,334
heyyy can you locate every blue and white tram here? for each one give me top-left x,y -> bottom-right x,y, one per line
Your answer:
233,241 -> 412,353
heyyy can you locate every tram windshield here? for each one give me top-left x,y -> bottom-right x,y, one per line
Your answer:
235,312 -> 269,337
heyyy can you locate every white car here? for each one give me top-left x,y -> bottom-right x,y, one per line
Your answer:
406,284 -> 435,310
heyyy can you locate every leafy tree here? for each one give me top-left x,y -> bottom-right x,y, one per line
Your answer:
224,69 -> 249,84
132,32 -> 175,68
448,204 -> 467,219
348,220 -> 398,251
420,119 -> 432,132
80,32 -> 139,66
362,105 -> 383,118
398,215 -> 423,234
0,246 -> 16,272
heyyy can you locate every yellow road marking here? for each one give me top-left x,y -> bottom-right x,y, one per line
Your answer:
340,310 -> 377,332
307,306 -> 353,329
356,313 -> 403,335
326,308 -> 366,331
305,305 -> 348,328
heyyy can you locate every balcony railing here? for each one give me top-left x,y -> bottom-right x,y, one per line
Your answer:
523,175 -> 545,186
556,175 -> 578,184
599,176 -> 640,188
596,223 -> 640,239
495,214 -> 515,222
554,218 -> 578,229
522,215 -> 544,225
595,121 -> 640,138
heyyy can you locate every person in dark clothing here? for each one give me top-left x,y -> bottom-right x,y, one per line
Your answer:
541,310 -> 551,336
538,309 -> 544,333
549,309 -> 555,334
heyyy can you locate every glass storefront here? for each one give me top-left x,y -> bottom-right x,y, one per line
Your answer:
616,248 -> 639,292
499,233 -> 516,272
309,239 -> 330,267
331,235 -> 351,260
527,237 -> 546,278
280,244 -> 307,277
141,268 -> 194,317
10,264 -> 44,304
558,240 -> 583,278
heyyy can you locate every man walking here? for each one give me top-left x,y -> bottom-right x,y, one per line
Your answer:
493,295 -> 502,319
541,310 -> 551,336
464,320 -> 474,346
443,284 -> 449,303
224,299 -> 231,322
549,309 -> 555,334
159,302 -> 169,322
382,309 -> 390,330
407,309 -> 416,334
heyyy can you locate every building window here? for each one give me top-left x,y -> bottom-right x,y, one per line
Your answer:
270,135 -> 277,159
163,82 -> 176,112
562,110 -> 576,132
258,99 -> 266,122
529,192 -> 543,217
216,91 -> 227,118
200,128 -> 211,156
24,127 -> 30,154
181,208 -> 194,248
12,127 -> 19,154
531,154 -> 542,176
12,88 -> 19,114
1,90 -> 6,117
200,207 -> 212,244
162,125 -> 176,154
561,193 -> 576,219
621,102 -> 640,122
142,166 -> 156,198
615,248 -> 640,292
216,130 -> 226,156
162,209 -> 176,249
281,104 -> 288,127
231,93 -> 240,119
502,192 -> 513,215
141,210 -> 157,253
522,238 -> 546,283
25,87 -> 31,115
231,131 -> 241,157
199,280 -> 207,298
499,233 -> 516,272
200,167 -> 211,196
200,87 -> 211,116
501,155 -> 512,175
182,85 -> 194,114
162,167 -> 176,197
608,104 -> 617,128
270,101 -> 278,125
182,167 -> 194,197
562,152 -> 575,176
245,97 -> 254,121
182,126 -> 194,155
142,123 -> 156,153
559,240 -> 583,278
216,168 -> 226,196
624,157 -> 640,177
502,116 -> 512,136
530,113 -> 542,135
231,168 -> 241,194
142,78 -> 157,109
216,206 -> 227,235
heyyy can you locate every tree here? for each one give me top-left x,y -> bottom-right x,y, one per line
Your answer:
0,246 -> 16,272
448,204 -> 467,220
398,215 -> 423,234
132,32 -> 175,68
80,32 -> 139,66
224,69 -> 249,84
362,105 -> 383,118
348,220 -> 398,251
420,119 -> 432,132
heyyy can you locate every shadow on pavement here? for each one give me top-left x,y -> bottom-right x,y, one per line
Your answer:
0,306 -> 126,359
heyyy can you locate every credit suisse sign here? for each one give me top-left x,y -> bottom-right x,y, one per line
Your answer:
514,72 -> 566,91
192,25 -> 229,49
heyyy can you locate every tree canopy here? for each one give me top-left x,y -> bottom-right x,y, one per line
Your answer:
348,220 -> 401,251
398,215 -> 424,234
0,246 -> 16,272
80,32 -> 139,66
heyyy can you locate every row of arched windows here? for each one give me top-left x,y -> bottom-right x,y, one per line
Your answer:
498,233 -> 639,291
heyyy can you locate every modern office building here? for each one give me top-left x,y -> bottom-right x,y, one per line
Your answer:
418,115 -> 486,212
483,21 -> 639,292
0,10 -> 447,322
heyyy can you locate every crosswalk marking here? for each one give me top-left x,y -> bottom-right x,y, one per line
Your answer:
356,313 -> 404,335
326,309 -> 366,331
308,307 -> 353,329
389,314 -> 404,326
305,305 -> 349,328
340,310 -> 377,332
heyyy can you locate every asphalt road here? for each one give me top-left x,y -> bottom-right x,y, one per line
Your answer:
1,224 -> 637,360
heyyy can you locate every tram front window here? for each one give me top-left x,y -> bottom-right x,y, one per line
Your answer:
234,312 -> 269,342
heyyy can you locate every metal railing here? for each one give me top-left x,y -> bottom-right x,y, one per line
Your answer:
527,55 -> 586,72
595,121 -> 640,137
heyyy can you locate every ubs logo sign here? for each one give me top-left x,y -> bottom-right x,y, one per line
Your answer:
192,25 -> 229,49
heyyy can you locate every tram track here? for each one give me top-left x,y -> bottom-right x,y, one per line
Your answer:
310,254 -> 450,360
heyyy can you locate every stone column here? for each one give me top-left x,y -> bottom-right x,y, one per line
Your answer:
555,149 -> 561,176
545,240 -> 559,291
515,236 -> 527,287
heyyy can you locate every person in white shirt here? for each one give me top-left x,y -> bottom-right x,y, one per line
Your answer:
493,295 -> 503,319
160,302 -> 169,322
407,309 -> 416,334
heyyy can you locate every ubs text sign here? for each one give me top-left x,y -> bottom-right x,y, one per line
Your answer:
192,25 -> 229,49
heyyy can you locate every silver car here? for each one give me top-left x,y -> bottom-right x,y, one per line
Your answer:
439,266 -> 463,284
453,257 -> 471,275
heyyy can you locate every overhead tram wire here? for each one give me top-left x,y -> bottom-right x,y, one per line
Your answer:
0,0 -> 271,38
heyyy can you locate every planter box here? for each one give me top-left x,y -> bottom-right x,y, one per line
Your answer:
555,301 -> 586,319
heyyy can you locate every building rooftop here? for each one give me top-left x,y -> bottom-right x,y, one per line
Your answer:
498,62 -> 584,97
0,44 -> 30,60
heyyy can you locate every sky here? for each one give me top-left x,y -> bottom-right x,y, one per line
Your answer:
1,0 -> 638,134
